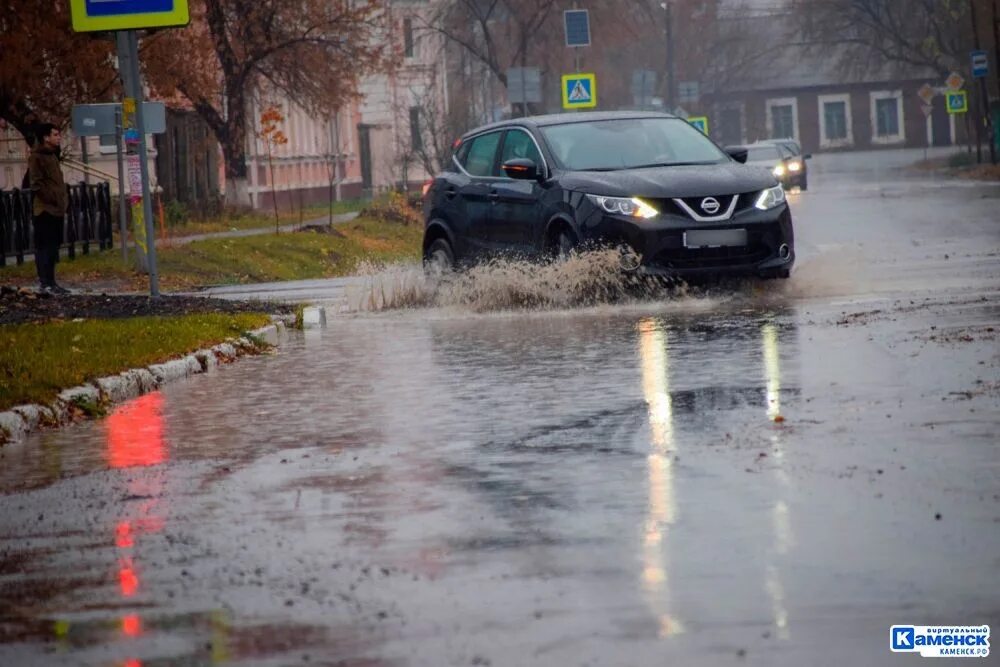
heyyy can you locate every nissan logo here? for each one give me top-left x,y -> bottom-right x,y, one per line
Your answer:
700,197 -> 721,215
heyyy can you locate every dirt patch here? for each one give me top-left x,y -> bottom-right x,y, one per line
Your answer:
300,224 -> 347,237
0,285 -> 293,326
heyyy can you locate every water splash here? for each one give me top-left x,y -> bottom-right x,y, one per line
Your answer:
348,250 -> 691,313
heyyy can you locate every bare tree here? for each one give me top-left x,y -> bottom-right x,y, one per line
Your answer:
786,0 -> 979,79
422,0 -> 561,90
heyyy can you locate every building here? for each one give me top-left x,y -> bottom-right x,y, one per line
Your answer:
244,0 -> 448,210
702,14 -> 971,153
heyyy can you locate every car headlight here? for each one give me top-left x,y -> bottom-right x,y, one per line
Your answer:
586,195 -> 659,219
755,184 -> 786,211
787,161 -> 801,172
773,164 -> 786,177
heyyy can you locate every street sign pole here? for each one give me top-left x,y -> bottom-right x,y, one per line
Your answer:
119,30 -> 160,296
114,104 -> 128,264
522,72 -> 528,118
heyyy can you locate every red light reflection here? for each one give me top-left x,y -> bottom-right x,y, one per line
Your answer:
106,393 -> 166,469
119,558 -> 138,597
122,614 -> 142,637
116,521 -> 134,548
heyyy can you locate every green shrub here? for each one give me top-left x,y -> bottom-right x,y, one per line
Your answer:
948,152 -> 976,168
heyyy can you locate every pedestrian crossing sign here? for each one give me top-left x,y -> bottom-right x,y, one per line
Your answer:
688,116 -> 709,135
562,73 -> 597,109
945,90 -> 967,114
71,0 -> 190,32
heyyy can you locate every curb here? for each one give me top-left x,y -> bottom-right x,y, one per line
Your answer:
0,320 -> 289,446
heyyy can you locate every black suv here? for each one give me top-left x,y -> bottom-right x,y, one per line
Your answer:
422,111 -> 794,279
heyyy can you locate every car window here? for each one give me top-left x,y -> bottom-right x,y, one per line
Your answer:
539,118 -> 727,171
455,140 -> 472,167
746,145 -> 781,162
778,145 -> 795,159
461,131 -> 502,177
499,129 -> 543,172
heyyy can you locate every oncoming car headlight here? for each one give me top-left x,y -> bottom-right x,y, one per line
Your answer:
755,185 -> 786,211
773,164 -> 786,177
586,195 -> 659,219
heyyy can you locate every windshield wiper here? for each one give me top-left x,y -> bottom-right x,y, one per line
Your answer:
627,161 -> 717,170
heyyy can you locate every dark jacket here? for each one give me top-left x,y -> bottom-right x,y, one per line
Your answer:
28,144 -> 68,218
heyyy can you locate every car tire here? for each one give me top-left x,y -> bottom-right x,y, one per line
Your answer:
799,176 -> 808,191
553,228 -> 578,260
424,238 -> 455,275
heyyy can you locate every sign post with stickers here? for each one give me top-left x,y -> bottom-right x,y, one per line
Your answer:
562,73 -> 597,110
69,0 -> 191,296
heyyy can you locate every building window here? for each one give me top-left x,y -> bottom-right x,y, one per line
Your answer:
409,107 -> 422,151
825,102 -> 847,140
875,99 -> 898,136
870,90 -> 905,144
766,97 -> 798,142
818,93 -> 853,148
403,18 -> 414,58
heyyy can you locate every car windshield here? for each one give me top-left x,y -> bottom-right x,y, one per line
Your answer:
746,145 -> 782,162
539,118 -> 728,171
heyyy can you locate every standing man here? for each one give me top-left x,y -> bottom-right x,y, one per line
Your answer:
28,123 -> 69,294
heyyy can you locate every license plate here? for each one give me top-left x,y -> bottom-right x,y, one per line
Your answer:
683,229 -> 747,248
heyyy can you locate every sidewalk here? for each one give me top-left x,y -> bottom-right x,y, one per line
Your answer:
162,211 -> 360,246
3,211 -> 361,264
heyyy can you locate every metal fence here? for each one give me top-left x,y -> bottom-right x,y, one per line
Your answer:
0,182 -> 114,267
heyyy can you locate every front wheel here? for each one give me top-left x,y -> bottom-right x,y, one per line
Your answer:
552,229 -> 578,260
424,238 -> 455,275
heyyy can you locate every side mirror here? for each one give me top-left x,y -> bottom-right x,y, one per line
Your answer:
725,146 -> 748,164
803,153 -> 812,160
502,158 -> 541,181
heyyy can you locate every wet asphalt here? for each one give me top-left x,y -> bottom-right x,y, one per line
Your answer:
1,148 -> 999,667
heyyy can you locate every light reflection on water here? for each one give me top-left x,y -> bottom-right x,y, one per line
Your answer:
2,301 -> 808,664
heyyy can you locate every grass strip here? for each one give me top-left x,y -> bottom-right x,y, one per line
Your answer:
0,312 -> 271,411
0,217 -> 423,291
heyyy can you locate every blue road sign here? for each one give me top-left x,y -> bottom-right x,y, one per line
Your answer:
564,10 -> 591,47
71,0 -> 189,32
688,116 -> 709,135
971,50 -> 988,79
562,73 -> 597,109
85,0 -> 173,15
946,90 -> 968,114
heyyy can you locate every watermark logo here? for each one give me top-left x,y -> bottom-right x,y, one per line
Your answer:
891,625 -> 990,658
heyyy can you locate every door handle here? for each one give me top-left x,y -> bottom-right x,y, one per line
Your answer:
488,191 -> 500,203
444,187 -> 458,199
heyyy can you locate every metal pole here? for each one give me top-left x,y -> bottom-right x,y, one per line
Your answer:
665,1 -> 675,113
80,136 -> 90,184
124,30 -> 159,296
993,0 -> 1000,159
522,72 -> 528,118
970,0 -> 991,164
115,105 -> 128,264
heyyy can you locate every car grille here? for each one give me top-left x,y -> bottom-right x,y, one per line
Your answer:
653,244 -> 771,269
655,192 -> 759,221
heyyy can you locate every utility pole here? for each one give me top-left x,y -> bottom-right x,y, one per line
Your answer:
971,0 -> 996,164
664,1 -> 676,112
993,0 -> 1000,157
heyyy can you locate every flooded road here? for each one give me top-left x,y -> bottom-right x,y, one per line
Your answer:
2,149 -> 999,666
